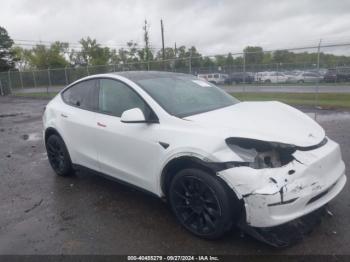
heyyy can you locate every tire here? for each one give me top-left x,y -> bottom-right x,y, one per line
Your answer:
169,168 -> 238,239
297,80 -> 304,84
264,79 -> 271,83
46,134 -> 73,176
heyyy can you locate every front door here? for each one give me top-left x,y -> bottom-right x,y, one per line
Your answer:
94,78 -> 163,193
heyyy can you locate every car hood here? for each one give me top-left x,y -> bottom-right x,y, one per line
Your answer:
184,101 -> 325,147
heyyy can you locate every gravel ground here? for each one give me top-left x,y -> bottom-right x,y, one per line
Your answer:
0,96 -> 349,255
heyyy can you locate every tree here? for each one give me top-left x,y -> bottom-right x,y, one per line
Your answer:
110,49 -> 121,65
201,57 -> 215,68
118,48 -> 128,65
155,47 -> 175,70
25,42 -> 69,69
186,46 -> 202,70
214,55 -> 226,67
126,40 -> 139,63
11,46 -> 30,70
243,46 -> 264,65
141,20 -> 152,64
226,53 -> 234,66
0,26 -> 16,71
77,37 -> 111,66
272,50 -> 293,64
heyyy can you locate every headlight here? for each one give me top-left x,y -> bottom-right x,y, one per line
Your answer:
225,138 -> 296,169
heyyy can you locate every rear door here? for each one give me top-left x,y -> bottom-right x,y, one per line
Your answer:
59,79 -> 100,171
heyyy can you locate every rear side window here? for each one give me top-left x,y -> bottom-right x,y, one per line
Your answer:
98,79 -> 151,118
62,79 -> 98,110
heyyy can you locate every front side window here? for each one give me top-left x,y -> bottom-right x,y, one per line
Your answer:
98,79 -> 151,118
135,75 -> 239,117
62,79 -> 98,110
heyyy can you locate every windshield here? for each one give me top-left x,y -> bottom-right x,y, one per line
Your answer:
135,75 -> 239,117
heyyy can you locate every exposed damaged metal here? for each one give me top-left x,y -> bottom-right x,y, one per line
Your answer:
225,137 -> 297,169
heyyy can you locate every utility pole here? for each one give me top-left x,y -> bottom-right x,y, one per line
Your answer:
143,20 -> 150,71
160,19 -> 165,69
189,49 -> 192,74
243,52 -> 246,84
315,38 -> 322,112
174,42 -> 177,72
317,38 -> 322,70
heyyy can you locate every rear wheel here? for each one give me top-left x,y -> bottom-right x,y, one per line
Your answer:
169,168 -> 237,239
46,134 -> 73,176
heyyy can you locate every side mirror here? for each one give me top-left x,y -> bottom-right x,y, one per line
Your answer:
121,108 -> 146,123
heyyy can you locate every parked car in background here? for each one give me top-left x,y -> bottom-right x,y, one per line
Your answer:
254,71 -> 269,82
315,69 -> 328,76
259,72 -> 288,83
224,72 -> 255,84
197,73 -> 228,85
336,67 -> 350,82
283,71 -> 300,78
324,67 -> 350,83
323,69 -> 337,82
287,72 -> 323,83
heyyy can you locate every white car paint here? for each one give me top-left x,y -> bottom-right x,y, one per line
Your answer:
287,72 -> 323,83
259,72 -> 289,83
43,72 -> 346,228
197,73 -> 228,85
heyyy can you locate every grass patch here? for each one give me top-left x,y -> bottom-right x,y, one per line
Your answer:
223,82 -> 350,87
11,91 -> 350,109
232,92 -> 350,108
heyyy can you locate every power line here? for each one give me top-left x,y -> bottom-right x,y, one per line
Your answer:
13,38 -> 162,49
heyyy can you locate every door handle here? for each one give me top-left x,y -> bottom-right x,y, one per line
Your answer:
61,113 -> 68,118
97,122 -> 107,127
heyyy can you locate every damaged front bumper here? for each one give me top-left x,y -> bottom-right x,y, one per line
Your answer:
218,138 -> 346,228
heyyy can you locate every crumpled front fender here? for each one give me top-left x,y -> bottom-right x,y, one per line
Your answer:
217,138 -> 346,227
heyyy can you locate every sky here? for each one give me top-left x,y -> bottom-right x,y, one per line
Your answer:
1,0 -> 350,55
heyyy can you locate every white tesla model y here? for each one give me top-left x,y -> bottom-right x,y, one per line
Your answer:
43,71 -> 346,239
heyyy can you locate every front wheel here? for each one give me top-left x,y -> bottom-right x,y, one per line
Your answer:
169,168 -> 238,239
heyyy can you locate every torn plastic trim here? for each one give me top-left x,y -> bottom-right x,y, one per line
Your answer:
224,137 -> 328,170
225,137 -> 296,169
202,160 -> 250,172
267,197 -> 299,207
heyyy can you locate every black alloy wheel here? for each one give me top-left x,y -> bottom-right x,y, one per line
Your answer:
46,134 -> 73,176
169,168 -> 236,239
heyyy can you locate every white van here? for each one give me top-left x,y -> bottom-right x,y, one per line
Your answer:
198,73 -> 228,85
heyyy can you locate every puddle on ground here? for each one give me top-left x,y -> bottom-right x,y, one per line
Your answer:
22,133 -> 42,142
306,112 -> 350,123
316,112 -> 350,123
